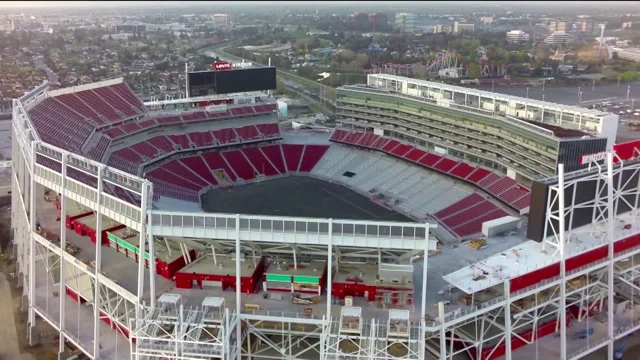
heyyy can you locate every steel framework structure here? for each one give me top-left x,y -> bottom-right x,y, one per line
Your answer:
11,82 -> 640,360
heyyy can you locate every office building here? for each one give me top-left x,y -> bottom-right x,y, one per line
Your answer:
453,21 -> 475,34
544,31 -> 571,45
506,30 -> 530,44
395,13 -> 416,33
548,20 -> 569,33
213,14 -> 230,31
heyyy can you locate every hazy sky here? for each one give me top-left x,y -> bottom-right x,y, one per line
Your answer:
0,1 -> 635,9
0,1 -> 187,7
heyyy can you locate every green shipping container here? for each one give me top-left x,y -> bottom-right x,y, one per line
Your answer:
266,274 -> 292,283
293,276 -> 320,284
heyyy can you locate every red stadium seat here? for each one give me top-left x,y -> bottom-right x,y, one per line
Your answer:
86,136 -> 111,162
298,145 -> 329,172
259,145 -> 287,174
282,144 -> 304,172
242,147 -> 279,176
179,156 -> 219,186
434,158 -> 458,173
221,150 -> 256,180
202,151 -> 238,181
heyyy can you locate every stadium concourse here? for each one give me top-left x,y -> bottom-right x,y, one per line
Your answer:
10,74 -> 640,360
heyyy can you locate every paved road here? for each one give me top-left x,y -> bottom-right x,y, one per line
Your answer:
32,58 -> 58,85
0,119 -> 11,159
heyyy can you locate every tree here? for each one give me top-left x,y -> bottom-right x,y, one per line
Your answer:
509,51 -> 527,64
534,44 -> 552,61
0,223 -> 10,254
328,73 -> 342,87
413,62 -> 427,79
155,61 -> 170,71
620,70 -> 640,82
338,49 -> 355,62
354,13 -> 370,32
275,80 -> 287,95
73,28 -> 87,43
327,61 -> 339,75
468,63 -> 481,79
344,36 -> 372,52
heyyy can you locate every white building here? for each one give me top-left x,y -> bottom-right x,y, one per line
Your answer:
544,31 -> 571,45
438,68 -> 464,79
453,21 -> 475,34
395,13 -> 416,33
213,13 -> 230,31
506,30 -> 530,44
433,24 -> 453,34
618,49 -> 640,62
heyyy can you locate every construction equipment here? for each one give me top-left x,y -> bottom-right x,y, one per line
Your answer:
468,239 -> 487,250
292,293 -> 320,305
629,121 -> 640,131
344,296 -> 353,306
459,294 -> 473,306
44,188 -> 55,202
574,328 -> 594,340
428,248 -> 441,257
65,243 -> 80,256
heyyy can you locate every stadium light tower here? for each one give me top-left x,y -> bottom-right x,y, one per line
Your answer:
184,63 -> 190,99
598,24 -> 606,60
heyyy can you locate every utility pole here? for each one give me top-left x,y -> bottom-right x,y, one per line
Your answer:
578,86 -> 581,105
598,24 -> 606,60
592,80 -> 595,91
628,85 -> 631,100
526,87 -> 529,98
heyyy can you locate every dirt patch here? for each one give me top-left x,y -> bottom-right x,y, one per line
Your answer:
0,214 -> 55,360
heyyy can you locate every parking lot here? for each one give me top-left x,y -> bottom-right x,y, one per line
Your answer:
584,99 -> 640,142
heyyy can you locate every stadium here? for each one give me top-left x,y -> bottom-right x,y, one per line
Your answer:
9,62 -> 640,360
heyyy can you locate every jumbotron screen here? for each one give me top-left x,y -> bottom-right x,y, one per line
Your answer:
188,67 -> 276,97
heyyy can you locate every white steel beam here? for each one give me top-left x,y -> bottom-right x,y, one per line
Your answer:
235,214 -> 242,360
607,152 -> 615,360
58,149 -> 67,354
93,166 -> 104,358
421,223 -> 429,321
558,163 -> 567,360
326,218 -> 333,322
136,183 -> 148,320
28,141 -> 37,344
148,211 -> 156,309
439,302 -> 446,360
504,280 -> 512,360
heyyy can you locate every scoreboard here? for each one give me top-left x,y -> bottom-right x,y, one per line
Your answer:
187,63 -> 276,97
